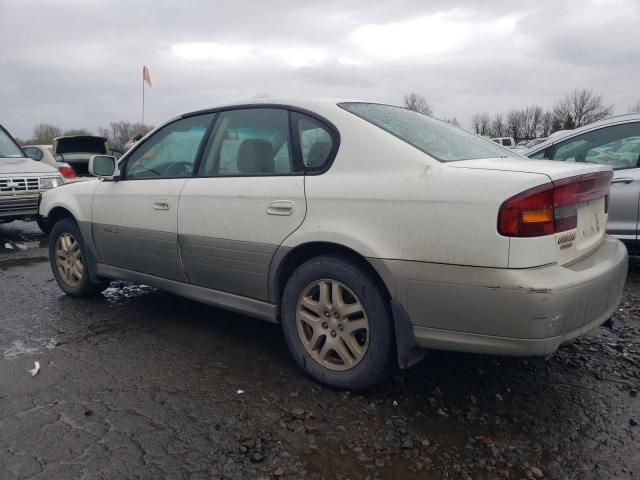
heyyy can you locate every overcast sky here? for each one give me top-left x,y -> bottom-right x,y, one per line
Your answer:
1,0 -> 638,138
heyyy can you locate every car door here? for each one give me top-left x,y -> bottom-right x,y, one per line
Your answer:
92,113 -> 215,280
178,107 -> 334,301
545,121 -> 640,242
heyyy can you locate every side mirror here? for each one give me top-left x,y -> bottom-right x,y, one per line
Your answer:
89,155 -> 117,179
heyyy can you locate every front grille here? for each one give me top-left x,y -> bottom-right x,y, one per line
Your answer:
0,194 -> 40,215
0,177 -> 41,192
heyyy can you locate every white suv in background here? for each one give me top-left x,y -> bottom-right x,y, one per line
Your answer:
0,125 -> 63,230
39,99 -> 627,389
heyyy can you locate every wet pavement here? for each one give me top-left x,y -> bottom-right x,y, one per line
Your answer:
1,220 -> 639,480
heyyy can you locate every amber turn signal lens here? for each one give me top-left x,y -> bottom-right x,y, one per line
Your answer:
521,208 -> 553,223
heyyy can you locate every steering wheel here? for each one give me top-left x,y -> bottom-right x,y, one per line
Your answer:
165,161 -> 193,177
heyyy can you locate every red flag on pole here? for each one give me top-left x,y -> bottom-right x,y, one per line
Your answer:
143,66 -> 152,87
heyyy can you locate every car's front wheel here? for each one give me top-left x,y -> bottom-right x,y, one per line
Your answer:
49,218 -> 110,297
281,255 -> 395,390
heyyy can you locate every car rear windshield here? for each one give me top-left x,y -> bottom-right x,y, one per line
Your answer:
0,127 -> 25,158
56,137 -> 107,154
339,102 -> 511,162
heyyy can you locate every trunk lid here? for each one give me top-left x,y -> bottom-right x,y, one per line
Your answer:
52,136 -> 107,177
53,136 -> 108,155
451,157 -> 612,267
449,157 -> 611,180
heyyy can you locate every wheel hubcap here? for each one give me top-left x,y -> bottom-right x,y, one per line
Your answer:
295,279 -> 369,371
55,233 -> 83,287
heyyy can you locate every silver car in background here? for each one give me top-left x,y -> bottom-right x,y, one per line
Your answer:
525,113 -> 640,252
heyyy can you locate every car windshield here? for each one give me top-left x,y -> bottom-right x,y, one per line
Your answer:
339,102 -> 511,162
0,127 -> 25,158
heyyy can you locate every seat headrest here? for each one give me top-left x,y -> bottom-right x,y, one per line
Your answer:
306,141 -> 332,167
237,139 -> 274,174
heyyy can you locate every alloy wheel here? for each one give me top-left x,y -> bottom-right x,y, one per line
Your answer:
295,279 -> 369,371
55,232 -> 83,287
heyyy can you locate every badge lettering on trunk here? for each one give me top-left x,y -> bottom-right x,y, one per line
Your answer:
557,232 -> 576,250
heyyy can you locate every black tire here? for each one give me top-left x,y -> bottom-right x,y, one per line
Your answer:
49,218 -> 110,297
36,216 -> 51,234
281,255 -> 395,390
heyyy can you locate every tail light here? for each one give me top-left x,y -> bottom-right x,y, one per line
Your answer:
58,164 -> 76,178
498,172 -> 612,237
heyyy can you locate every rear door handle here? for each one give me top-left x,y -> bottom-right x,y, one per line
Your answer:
267,200 -> 294,216
611,178 -> 634,185
153,198 -> 171,210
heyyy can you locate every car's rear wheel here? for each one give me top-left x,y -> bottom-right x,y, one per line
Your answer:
49,218 -> 110,297
281,255 -> 395,390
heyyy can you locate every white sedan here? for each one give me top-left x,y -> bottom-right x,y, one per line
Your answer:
39,99 -> 627,389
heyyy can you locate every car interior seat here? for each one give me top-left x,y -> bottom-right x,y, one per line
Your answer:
306,141 -> 332,168
237,139 -> 275,174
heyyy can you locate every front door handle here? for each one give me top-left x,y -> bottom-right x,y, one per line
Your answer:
267,200 -> 294,216
153,198 -> 171,210
611,178 -> 634,185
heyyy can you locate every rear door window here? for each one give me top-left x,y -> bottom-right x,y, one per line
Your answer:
292,112 -> 335,171
549,122 -> 640,170
23,147 -> 43,161
198,108 -> 295,176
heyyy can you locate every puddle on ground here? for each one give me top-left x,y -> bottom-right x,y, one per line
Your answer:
2,337 -> 60,360
103,283 -> 155,302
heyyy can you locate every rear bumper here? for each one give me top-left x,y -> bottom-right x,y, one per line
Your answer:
371,236 -> 628,356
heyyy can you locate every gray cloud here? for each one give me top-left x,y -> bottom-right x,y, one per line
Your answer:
1,0 -> 638,138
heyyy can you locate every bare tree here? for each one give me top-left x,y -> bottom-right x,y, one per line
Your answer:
522,105 -> 543,140
108,121 -> 134,150
104,121 -> 153,150
403,93 -> 433,115
628,100 -> 640,113
32,124 -> 62,144
540,111 -> 554,137
553,88 -> 612,128
490,113 -> 505,137
506,109 -> 525,141
471,112 -> 491,136
63,128 -> 93,136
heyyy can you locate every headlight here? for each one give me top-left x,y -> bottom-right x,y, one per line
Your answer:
40,176 -> 64,189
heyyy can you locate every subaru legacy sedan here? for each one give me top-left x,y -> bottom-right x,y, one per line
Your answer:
39,99 -> 628,389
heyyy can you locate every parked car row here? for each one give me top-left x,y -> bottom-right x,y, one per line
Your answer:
22,136 -> 122,182
36,99 -> 628,389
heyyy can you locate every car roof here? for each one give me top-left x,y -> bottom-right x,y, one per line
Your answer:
524,112 -> 640,155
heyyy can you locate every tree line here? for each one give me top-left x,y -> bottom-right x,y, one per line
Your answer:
16,121 -> 154,151
15,91 -> 640,150
404,89 -> 640,143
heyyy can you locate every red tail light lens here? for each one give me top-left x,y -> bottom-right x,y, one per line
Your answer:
498,172 -> 612,237
58,165 -> 76,178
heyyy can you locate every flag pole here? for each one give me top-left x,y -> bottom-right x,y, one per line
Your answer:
141,66 -> 145,131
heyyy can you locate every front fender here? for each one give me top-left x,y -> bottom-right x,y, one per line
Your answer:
39,179 -> 101,222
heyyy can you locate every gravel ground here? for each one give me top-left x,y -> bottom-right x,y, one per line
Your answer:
0,221 -> 639,480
